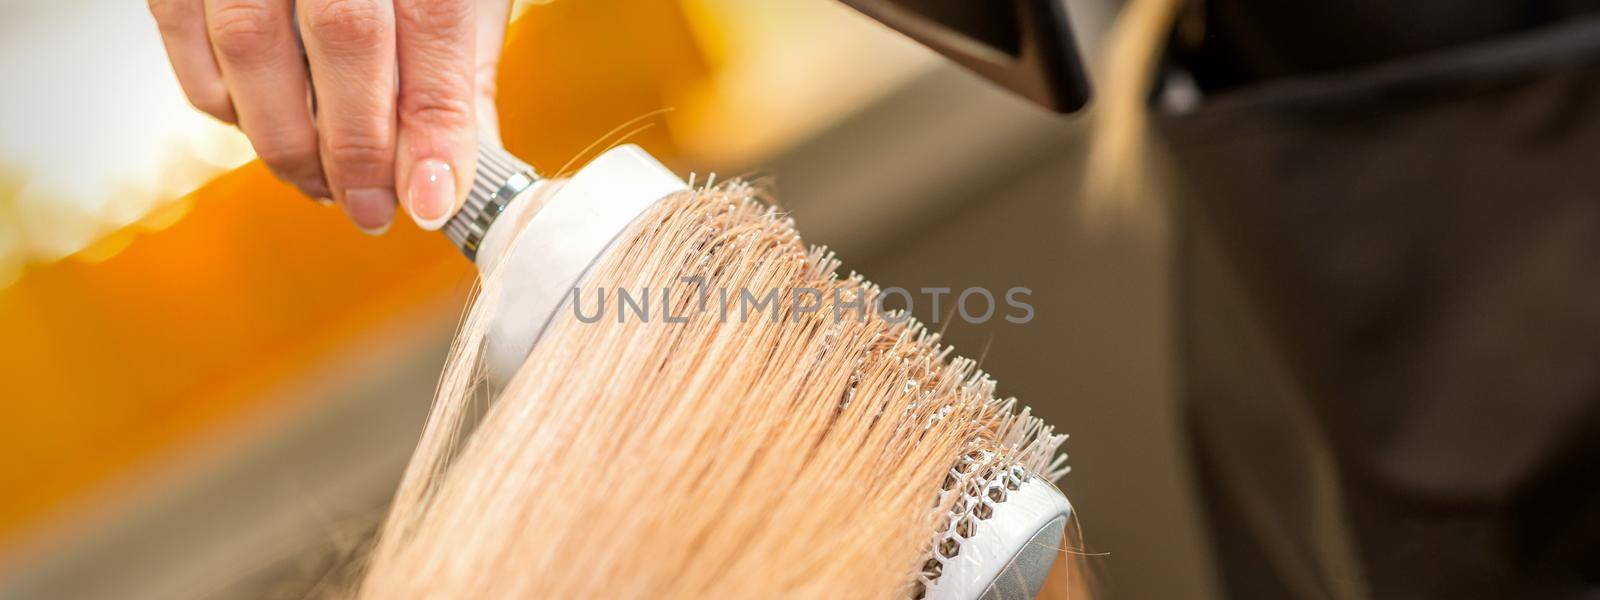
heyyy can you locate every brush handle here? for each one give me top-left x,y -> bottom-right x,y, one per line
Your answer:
444,144 -> 539,261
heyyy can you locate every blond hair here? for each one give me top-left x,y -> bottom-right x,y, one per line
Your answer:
353,182 -> 1072,598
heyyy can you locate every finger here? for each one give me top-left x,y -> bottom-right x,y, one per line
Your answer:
150,0 -> 236,123
299,0 -> 398,234
394,0 -> 477,230
474,0 -> 512,141
205,0 -> 329,200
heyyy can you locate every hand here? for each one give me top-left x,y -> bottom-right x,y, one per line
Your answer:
148,0 -> 512,234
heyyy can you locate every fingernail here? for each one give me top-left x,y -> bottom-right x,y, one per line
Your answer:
300,182 -> 333,202
344,187 -> 397,235
313,196 -> 335,206
407,159 -> 455,230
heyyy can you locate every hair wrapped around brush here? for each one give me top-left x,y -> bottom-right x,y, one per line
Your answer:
356,181 -> 1078,598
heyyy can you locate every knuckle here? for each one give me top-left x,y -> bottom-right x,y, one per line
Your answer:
307,0 -> 389,49
324,136 -> 393,169
148,0 -> 197,31
208,2 -> 283,63
254,138 -> 318,175
398,0 -> 470,32
401,88 -> 472,130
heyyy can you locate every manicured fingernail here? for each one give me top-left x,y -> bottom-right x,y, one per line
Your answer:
408,159 -> 455,230
344,187 -> 397,235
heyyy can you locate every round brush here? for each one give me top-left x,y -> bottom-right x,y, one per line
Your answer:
917,446 -> 1073,600
442,143 -> 1073,599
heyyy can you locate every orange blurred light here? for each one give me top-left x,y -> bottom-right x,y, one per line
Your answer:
0,0 -> 712,553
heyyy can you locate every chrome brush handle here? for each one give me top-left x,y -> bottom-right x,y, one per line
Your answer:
445,143 -> 539,261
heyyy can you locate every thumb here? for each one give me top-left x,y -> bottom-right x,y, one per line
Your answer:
476,0 -> 510,145
477,94 -> 500,146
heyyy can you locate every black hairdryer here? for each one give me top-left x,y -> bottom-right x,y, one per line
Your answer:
839,0 -> 1091,113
